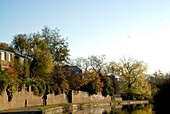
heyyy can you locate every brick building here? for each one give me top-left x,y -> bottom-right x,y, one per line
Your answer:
0,47 -> 29,69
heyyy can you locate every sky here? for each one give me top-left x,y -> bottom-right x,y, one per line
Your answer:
1,0 -> 170,73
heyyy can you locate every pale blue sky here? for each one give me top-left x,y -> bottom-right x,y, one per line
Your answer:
1,0 -> 170,73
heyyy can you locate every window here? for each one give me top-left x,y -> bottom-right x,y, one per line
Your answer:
21,58 -> 24,64
9,53 -> 12,62
1,52 -> 6,60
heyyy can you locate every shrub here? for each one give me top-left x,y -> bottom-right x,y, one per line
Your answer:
31,80 -> 45,96
81,82 -> 99,94
0,77 -> 8,95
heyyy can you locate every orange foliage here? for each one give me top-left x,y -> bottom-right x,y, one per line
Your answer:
67,71 -> 89,90
5,67 -> 19,83
84,71 -> 103,92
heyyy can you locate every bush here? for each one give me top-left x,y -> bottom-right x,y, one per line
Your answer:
16,79 -> 24,92
46,84 -> 53,94
31,80 -> 45,96
81,82 -> 99,94
0,70 -> 12,95
100,75 -> 114,97
31,84 -> 39,95
0,76 -> 8,95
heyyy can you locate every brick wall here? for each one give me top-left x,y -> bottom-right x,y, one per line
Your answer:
0,87 -> 68,111
0,89 -> 111,111
71,90 -> 111,103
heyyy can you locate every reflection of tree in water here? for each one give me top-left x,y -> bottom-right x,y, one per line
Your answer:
154,77 -> 170,113
101,104 -> 153,114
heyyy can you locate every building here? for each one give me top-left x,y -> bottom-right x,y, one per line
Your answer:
0,47 -> 30,69
68,66 -> 82,76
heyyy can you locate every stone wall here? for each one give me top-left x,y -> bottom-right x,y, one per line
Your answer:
0,89 -> 111,111
71,90 -> 111,103
0,87 -> 68,111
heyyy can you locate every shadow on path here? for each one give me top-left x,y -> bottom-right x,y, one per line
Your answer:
0,111 -> 42,114
0,106 -> 42,114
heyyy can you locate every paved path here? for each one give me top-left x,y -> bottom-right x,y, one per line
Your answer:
0,106 -> 42,114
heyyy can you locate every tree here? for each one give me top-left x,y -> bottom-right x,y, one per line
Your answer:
80,72 -> 103,94
88,55 -> 106,73
0,43 -> 13,51
12,34 -> 30,56
100,74 -> 114,97
114,57 -> 148,99
133,74 -> 152,99
154,75 -> 170,111
30,39 -> 54,79
41,26 -> 70,65
70,57 -> 90,71
106,61 -> 122,94
51,65 -> 69,93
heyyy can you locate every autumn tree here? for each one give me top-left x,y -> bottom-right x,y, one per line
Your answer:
80,72 -> 103,94
128,74 -> 151,99
51,65 -> 69,93
114,57 -> 150,99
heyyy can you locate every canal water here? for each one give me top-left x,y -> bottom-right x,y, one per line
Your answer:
67,104 -> 156,114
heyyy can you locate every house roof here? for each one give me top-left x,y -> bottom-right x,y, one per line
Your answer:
0,47 -> 30,59
71,66 -> 82,72
0,47 -> 14,53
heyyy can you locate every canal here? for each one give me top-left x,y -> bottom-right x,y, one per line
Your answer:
66,104 -> 156,114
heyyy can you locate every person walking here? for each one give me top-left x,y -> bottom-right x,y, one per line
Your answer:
42,94 -> 47,106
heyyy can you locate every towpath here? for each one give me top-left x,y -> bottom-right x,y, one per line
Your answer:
0,106 -> 42,114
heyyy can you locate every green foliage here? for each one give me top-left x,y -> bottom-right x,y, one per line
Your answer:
16,78 -> 24,92
30,39 -> 54,79
31,84 -> 39,95
46,84 -> 53,94
23,59 -> 30,80
41,26 -> 70,64
0,76 -> 8,95
100,75 -> 114,97
0,71 -> 11,95
113,57 -> 151,99
51,65 -> 69,93
0,42 -> 13,51
154,76 -> 170,111
31,80 -> 46,96
81,82 -> 99,94
12,34 -> 30,56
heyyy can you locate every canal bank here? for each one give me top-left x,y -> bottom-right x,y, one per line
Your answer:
41,100 -> 149,114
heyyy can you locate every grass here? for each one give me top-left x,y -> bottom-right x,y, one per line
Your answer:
38,101 -> 116,110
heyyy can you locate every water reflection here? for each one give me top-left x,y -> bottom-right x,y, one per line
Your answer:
68,104 -> 155,114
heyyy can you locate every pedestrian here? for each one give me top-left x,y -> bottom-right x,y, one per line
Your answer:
42,94 -> 47,106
